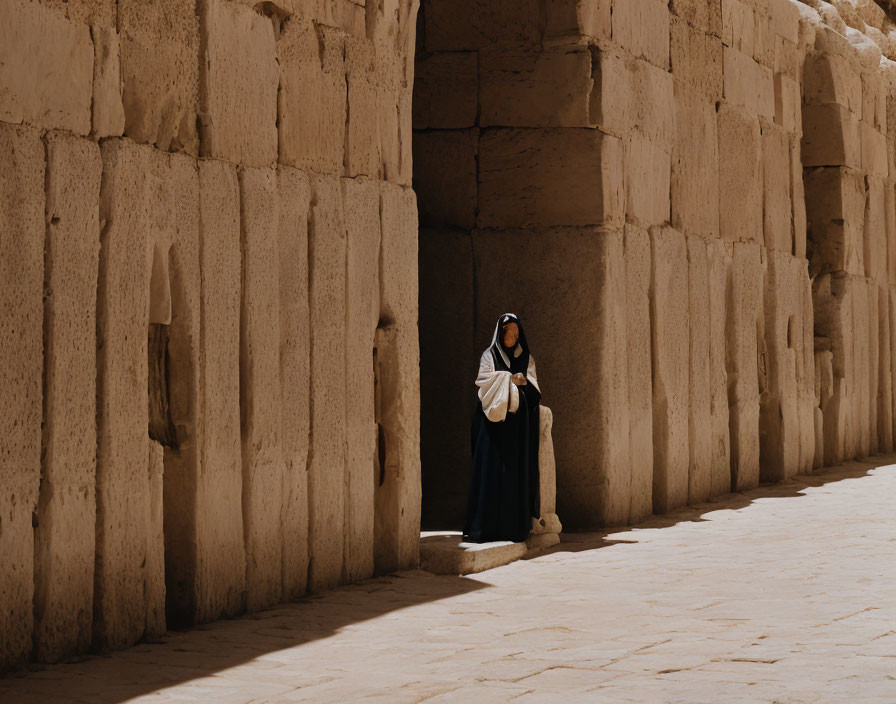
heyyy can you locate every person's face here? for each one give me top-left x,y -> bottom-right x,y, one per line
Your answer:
502,321 -> 519,348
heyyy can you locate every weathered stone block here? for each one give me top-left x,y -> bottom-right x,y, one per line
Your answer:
707,238 -> 731,496
773,72 -> 801,133
687,235 -> 713,503
480,45 -> 594,127
92,25 -> 126,138
802,103 -> 862,169
718,105 -> 762,243
625,225 -> 654,523
413,51 -> 478,129
723,46 -> 761,113
650,226 -> 690,513
195,159 -> 246,622
0,0 -> 93,134
0,123 -> 44,669
119,0 -> 199,152
593,50 -> 675,146
613,0 -> 671,69
625,135 -> 672,229
95,140 -> 164,650
671,16 -> 723,99
343,178 -> 380,583
727,240 -> 764,491
792,135 -> 807,259
879,285 -> 894,452
721,0 -> 754,53
759,250 -> 802,482
861,122 -> 888,178
670,0 -> 722,36
279,20 -> 346,174
200,0 -> 278,167
32,133 -> 100,663
308,175 -> 347,591
377,183 -> 420,571
770,0 -> 799,43
413,129 -> 478,230
345,37 -> 382,177
278,166 -> 311,601
803,52 -> 862,114
479,128 -> 624,229
804,166 -> 865,277
239,167 -> 284,611
762,121 -> 793,253
672,84 -> 720,238
865,176 -> 888,283
545,0 -> 611,41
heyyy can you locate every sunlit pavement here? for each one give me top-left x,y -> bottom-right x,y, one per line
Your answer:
3,458 -> 896,703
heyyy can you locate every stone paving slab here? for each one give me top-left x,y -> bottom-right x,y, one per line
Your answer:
3,458 -> 896,703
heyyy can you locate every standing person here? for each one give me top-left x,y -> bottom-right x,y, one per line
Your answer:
464,313 -> 541,543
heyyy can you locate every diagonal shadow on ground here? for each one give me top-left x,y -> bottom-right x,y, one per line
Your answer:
1,455 -> 892,703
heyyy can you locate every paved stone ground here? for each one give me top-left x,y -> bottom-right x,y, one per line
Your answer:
3,459 -> 896,703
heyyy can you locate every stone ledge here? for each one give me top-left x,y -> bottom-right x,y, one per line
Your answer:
420,530 -> 560,576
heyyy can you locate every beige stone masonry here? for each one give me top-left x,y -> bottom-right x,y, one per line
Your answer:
32,133 -> 101,663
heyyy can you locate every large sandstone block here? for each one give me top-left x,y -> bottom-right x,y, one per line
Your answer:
759,250 -> 802,482
413,129 -> 478,230
723,46 -> 763,113
803,53 -> 862,114
479,45 -> 594,128
279,20 -> 346,174
762,121 -> 793,253
308,175 -> 347,591
478,128 -> 624,229
413,51 -> 478,129
613,0 -> 671,69
802,103 -> 862,169
376,183 -> 421,570
195,159 -> 246,622
39,0 -> 115,25
672,84 -> 720,238
727,240 -> 763,491
544,0 -> 611,41
797,266 -> 817,474
0,123 -> 44,668
32,133 -> 101,663
804,166 -> 865,277
650,226 -> 690,513
625,135 -> 672,229
791,135 -> 807,259
200,0 -> 278,167
774,73 -> 801,133
422,0 -> 544,51
770,0 -> 799,43
671,16 -> 723,100
861,122 -> 888,179
670,0 -> 722,36
883,285 -> 896,453
625,226 -> 654,523
0,0 -> 93,134
119,0 -> 199,152
278,166 -> 311,601
593,49 -> 674,147
865,176 -> 887,283
473,228 -> 627,529
707,238 -> 731,496
160,152 -> 202,627
721,0 -> 754,54
687,235 -> 713,503
343,178 -> 380,583
91,25 -> 126,138
239,167 -> 285,611
718,105 -> 762,243
345,37 -> 382,178
95,140 -> 164,650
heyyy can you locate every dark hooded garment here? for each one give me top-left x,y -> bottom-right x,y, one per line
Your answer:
463,313 -> 541,543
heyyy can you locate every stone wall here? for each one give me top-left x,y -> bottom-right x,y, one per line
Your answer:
416,0 -> 896,530
0,0 -> 420,669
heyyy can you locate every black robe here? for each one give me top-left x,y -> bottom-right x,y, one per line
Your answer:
464,314 -> 541,544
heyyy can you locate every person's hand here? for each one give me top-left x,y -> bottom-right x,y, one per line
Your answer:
512,373 -> 527,386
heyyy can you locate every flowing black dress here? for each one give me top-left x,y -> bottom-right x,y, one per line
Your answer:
464,314 -> 541,543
